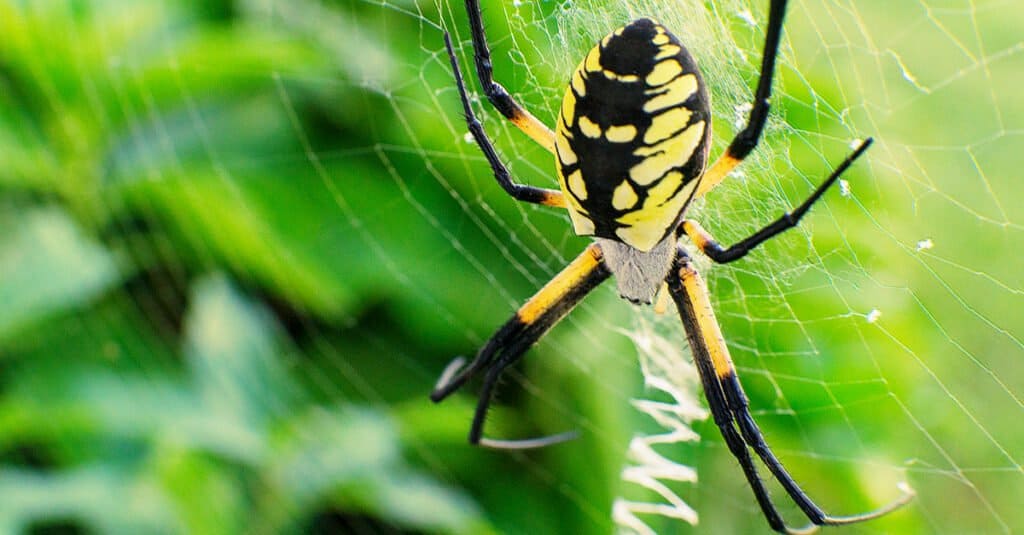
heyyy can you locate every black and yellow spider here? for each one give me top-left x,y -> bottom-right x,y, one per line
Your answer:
432,0 -> 913,532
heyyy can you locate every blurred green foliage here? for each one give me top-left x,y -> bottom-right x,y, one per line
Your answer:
2,0 -> 1022,534
0,0 -> 499,532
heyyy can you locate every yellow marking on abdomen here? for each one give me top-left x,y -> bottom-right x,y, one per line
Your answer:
616,173 -> 698,251
612,180 -> 639,210
606,124 -> 638,143
656,44 -> 681,60
630,120 -> 707,185
646,59 -> 682,86
555,131 -> 577,166
571,69 -> 587,96
644,107 -> 692,144
615,223 -> 665,253
567,170 -> 588,200
643,170 -> 684,207
579,116 -> 602,138
679,262 -> 735,378
518,244 -> 603,323
557,167 -> 594,234
644,74 -> 698,113
585,47 -> 602,72
560,92 -> 576,128
570,211 -> 595,235
555,118 -> 595,234
604,71 -> 639,82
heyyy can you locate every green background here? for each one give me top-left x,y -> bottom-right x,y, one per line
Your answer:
1,0 -> 1022,533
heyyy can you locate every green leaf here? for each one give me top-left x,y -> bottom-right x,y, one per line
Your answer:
267,407 -> 400,506
0,465 -> 180,533
155,448 -> 246,535
184,274 -> 297,426
0,207 -> 120,342
264,406 -> 496,535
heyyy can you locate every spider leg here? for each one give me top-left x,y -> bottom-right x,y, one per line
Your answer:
445,32 -> 565,208
431,244 -> 611,449
682,138 -> 872,264
430,318 -> 523,402
721,372 -> 916,526
694,0 -> 788,199
668,247 -> 912,533
668,249 -> 812,534
461,0 -> 557,152
472,344 -> 582,450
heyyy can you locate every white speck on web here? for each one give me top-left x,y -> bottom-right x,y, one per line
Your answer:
887,50 -> 931,94
916,238 -> 934,251
850,138 -> 864,150
737,9 -> 757,26
866,309 -> 882,323
734,102 -> 753,128
463,132 -> 475,144
838,179 -> 851,197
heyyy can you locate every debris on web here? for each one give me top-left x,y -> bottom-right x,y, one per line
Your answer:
736,9 -> 757,27
838,179 -> 851,197
613,319 -> 709,534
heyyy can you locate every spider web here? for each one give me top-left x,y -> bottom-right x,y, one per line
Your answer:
420,0 -> 1023,532
2,0 -> 1022,533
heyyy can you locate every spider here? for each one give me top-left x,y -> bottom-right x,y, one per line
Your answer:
431,0 -> 914,532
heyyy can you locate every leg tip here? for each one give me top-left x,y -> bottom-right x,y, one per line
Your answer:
432,356 -> 469,402
478,430 -> 580,450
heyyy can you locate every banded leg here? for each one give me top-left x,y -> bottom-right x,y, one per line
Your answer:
695,0 -> 789,199
721,372 -> 915,527
682,138 -> 873,264
462,0 -> 557,152
668,248 -> 912,533
668,250 -> 810,534
432,244 -> 611,449
445,33 -> 565,208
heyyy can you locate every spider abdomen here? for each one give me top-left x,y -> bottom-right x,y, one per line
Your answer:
555,18 -> 711,252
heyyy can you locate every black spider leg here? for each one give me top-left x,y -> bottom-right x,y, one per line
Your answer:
444,33 -> 564,207
720,364 -> 915,527
669,249 -> 913,533
686,0 -> 791,204
462,0 -> 546,135
431,244 -> 611,449
730,0 -> 789,160
681,138 -> 874,264
667,250 -> 815,535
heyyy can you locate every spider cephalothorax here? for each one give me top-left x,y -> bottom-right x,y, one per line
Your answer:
432,1 -> 913,532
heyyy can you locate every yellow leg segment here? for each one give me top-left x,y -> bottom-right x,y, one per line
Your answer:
678,258 -> 735,379
510,107 -> 556,154
536,189 -> 567,208
518,243 -> 603,323
695,153 -> 741,199
681,219 -> 722,256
